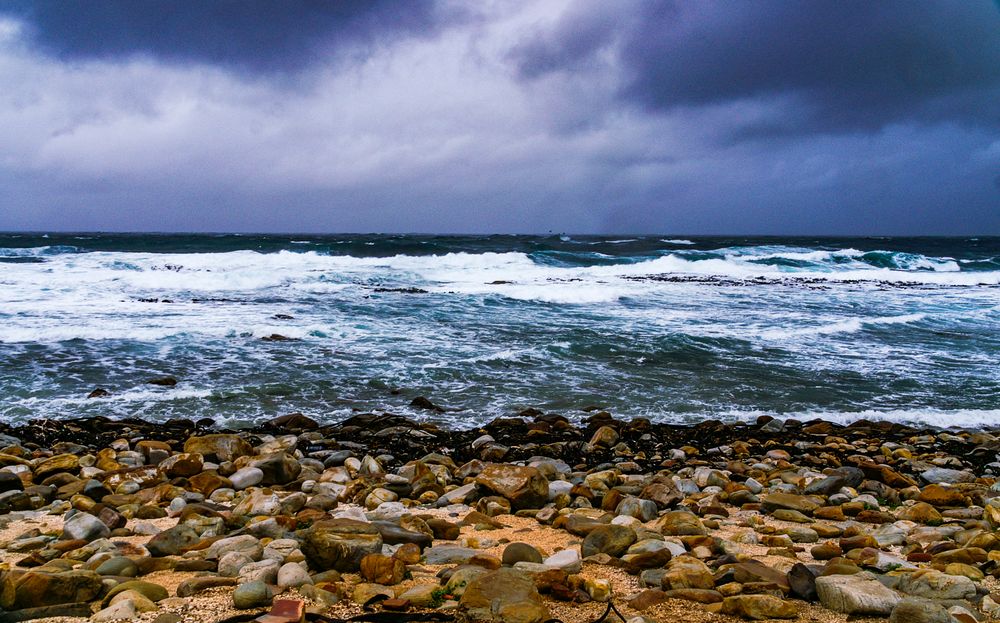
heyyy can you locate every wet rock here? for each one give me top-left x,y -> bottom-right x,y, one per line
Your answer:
148,376 -> 178,386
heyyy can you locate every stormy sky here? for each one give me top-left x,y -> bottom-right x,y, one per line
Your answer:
1,1 -> 998,234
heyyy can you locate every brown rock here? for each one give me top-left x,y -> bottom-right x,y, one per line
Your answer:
475,464 -> 549,510
183,434 -> 253,463
360,554 -> 406,585
917,485 -> 969,508
720,595 -> 798,620
458,568 -> 550,623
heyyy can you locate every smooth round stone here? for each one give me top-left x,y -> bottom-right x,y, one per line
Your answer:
168,497 -> 187,515
233,580 -> 272,610
277,562 -> 313,589
229,467 -> 264,490
502,543 -> 543,566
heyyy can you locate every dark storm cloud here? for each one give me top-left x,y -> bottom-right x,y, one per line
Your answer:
512,0 -> 1000,134
1,0 -> 441,73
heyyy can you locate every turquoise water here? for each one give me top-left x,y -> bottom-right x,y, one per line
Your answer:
1,234 -> 998,428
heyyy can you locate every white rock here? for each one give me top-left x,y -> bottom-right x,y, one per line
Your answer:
816,573 -> 901,615
229,467 -> 264,490
544,549 -> 582,573
277,562 -> 313,589
238,558 -> 281,584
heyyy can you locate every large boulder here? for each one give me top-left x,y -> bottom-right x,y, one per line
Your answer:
475,464 -> 549,510
0,570 -> 103,609
815,574 -> 902,616
183,434 -> 253,462
301,519 -> 383,572
458,568 -> 550,623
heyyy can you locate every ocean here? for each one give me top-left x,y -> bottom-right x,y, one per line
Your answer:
1,233 -> 998,429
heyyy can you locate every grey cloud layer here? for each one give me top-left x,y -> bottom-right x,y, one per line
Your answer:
0,1 -> 997,233
2,0 -> 442,73
513,0 -> 1000,133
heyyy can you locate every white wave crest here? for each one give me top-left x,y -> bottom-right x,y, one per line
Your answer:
758,313 -> 927,340
713,408 -> 1000,429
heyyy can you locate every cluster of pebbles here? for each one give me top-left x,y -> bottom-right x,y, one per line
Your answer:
1,409 -> 1000,623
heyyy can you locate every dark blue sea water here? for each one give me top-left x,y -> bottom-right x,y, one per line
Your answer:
1,234 -> 998,428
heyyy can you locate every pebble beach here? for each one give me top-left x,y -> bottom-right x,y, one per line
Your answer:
1,409 -> 999,623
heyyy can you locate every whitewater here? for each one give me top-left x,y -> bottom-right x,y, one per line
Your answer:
1,234 -> 998,428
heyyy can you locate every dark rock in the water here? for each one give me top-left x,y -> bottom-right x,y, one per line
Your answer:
268,413 -> 318,430
410,396 -> 444,412
147,376 -> 178,386
87,388 -> 109,399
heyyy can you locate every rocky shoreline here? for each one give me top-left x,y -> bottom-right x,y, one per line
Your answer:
1,409 -> 999,623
